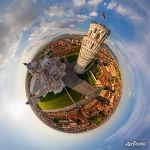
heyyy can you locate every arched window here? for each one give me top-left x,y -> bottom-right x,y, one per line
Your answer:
93,28 -> 97,33
91,43 -> 94,49
96,33 -> 100,40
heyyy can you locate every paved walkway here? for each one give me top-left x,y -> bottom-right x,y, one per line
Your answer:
62,57 -> 98,98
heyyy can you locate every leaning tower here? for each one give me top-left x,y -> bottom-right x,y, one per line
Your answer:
74,21 -> 110,74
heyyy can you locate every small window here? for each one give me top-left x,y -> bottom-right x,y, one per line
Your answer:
93,28 -> 97,33
96,33 -> 100,39
91,43 -> 94,49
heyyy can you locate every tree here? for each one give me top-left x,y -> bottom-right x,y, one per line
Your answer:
53,118 -> 60,123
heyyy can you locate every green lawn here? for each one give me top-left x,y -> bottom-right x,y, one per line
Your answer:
39,89 -> 73,109
77,71 -> 96,86
92,67 -> 100,78
77,72 -> 89,82
66,87 -> 83,103
87,71 -> 96,86
38,87 -> 83,110
65,52 -> 78,63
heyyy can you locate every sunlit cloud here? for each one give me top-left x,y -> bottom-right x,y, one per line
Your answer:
107,0 -> 143,21
89,11 -> 98,17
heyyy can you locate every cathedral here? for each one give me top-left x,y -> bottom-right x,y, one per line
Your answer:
24,56 -> 66,98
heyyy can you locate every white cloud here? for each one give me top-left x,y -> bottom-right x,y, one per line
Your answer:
26,12 -> 88,58
72,0 -> 104,11
107,1 -> 117,10
0,0 -> 96,68
89,11 -> 98,17
69,24 -> 75,28
32,0 -> 37,3
58,14 -> 90,28
29,21 -> 58,41
44,6 -> 66,17
115,5 -> 129,15
76,14 -> 90,21
72,0 -> 86,7
67,9 -> 74,17
104,2 -> 107,6
58,16 -> 90,29
107,1 -> 142,21
0,1 -> 39,67
88,0 -> 103,6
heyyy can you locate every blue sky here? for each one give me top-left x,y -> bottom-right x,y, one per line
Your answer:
0,0 -> 150,150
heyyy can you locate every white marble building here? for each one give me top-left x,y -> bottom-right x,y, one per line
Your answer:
25,56 -> 66,98
74,21 -> 110,74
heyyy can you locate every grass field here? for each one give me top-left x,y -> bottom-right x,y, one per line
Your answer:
65,52 -> 78,63
77,71 -> 96,86
38,87 -> 82,110
39,89 -> 73,109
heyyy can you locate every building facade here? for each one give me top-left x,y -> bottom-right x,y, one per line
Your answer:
74,21 -> 110,74
25,56 -> 66,99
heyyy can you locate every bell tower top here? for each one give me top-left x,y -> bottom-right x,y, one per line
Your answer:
87,21 -> 110,43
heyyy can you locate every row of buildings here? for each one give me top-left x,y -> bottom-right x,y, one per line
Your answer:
46,34 -> 82,57
96,46 -> 122,109
44,97 -> 109,133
